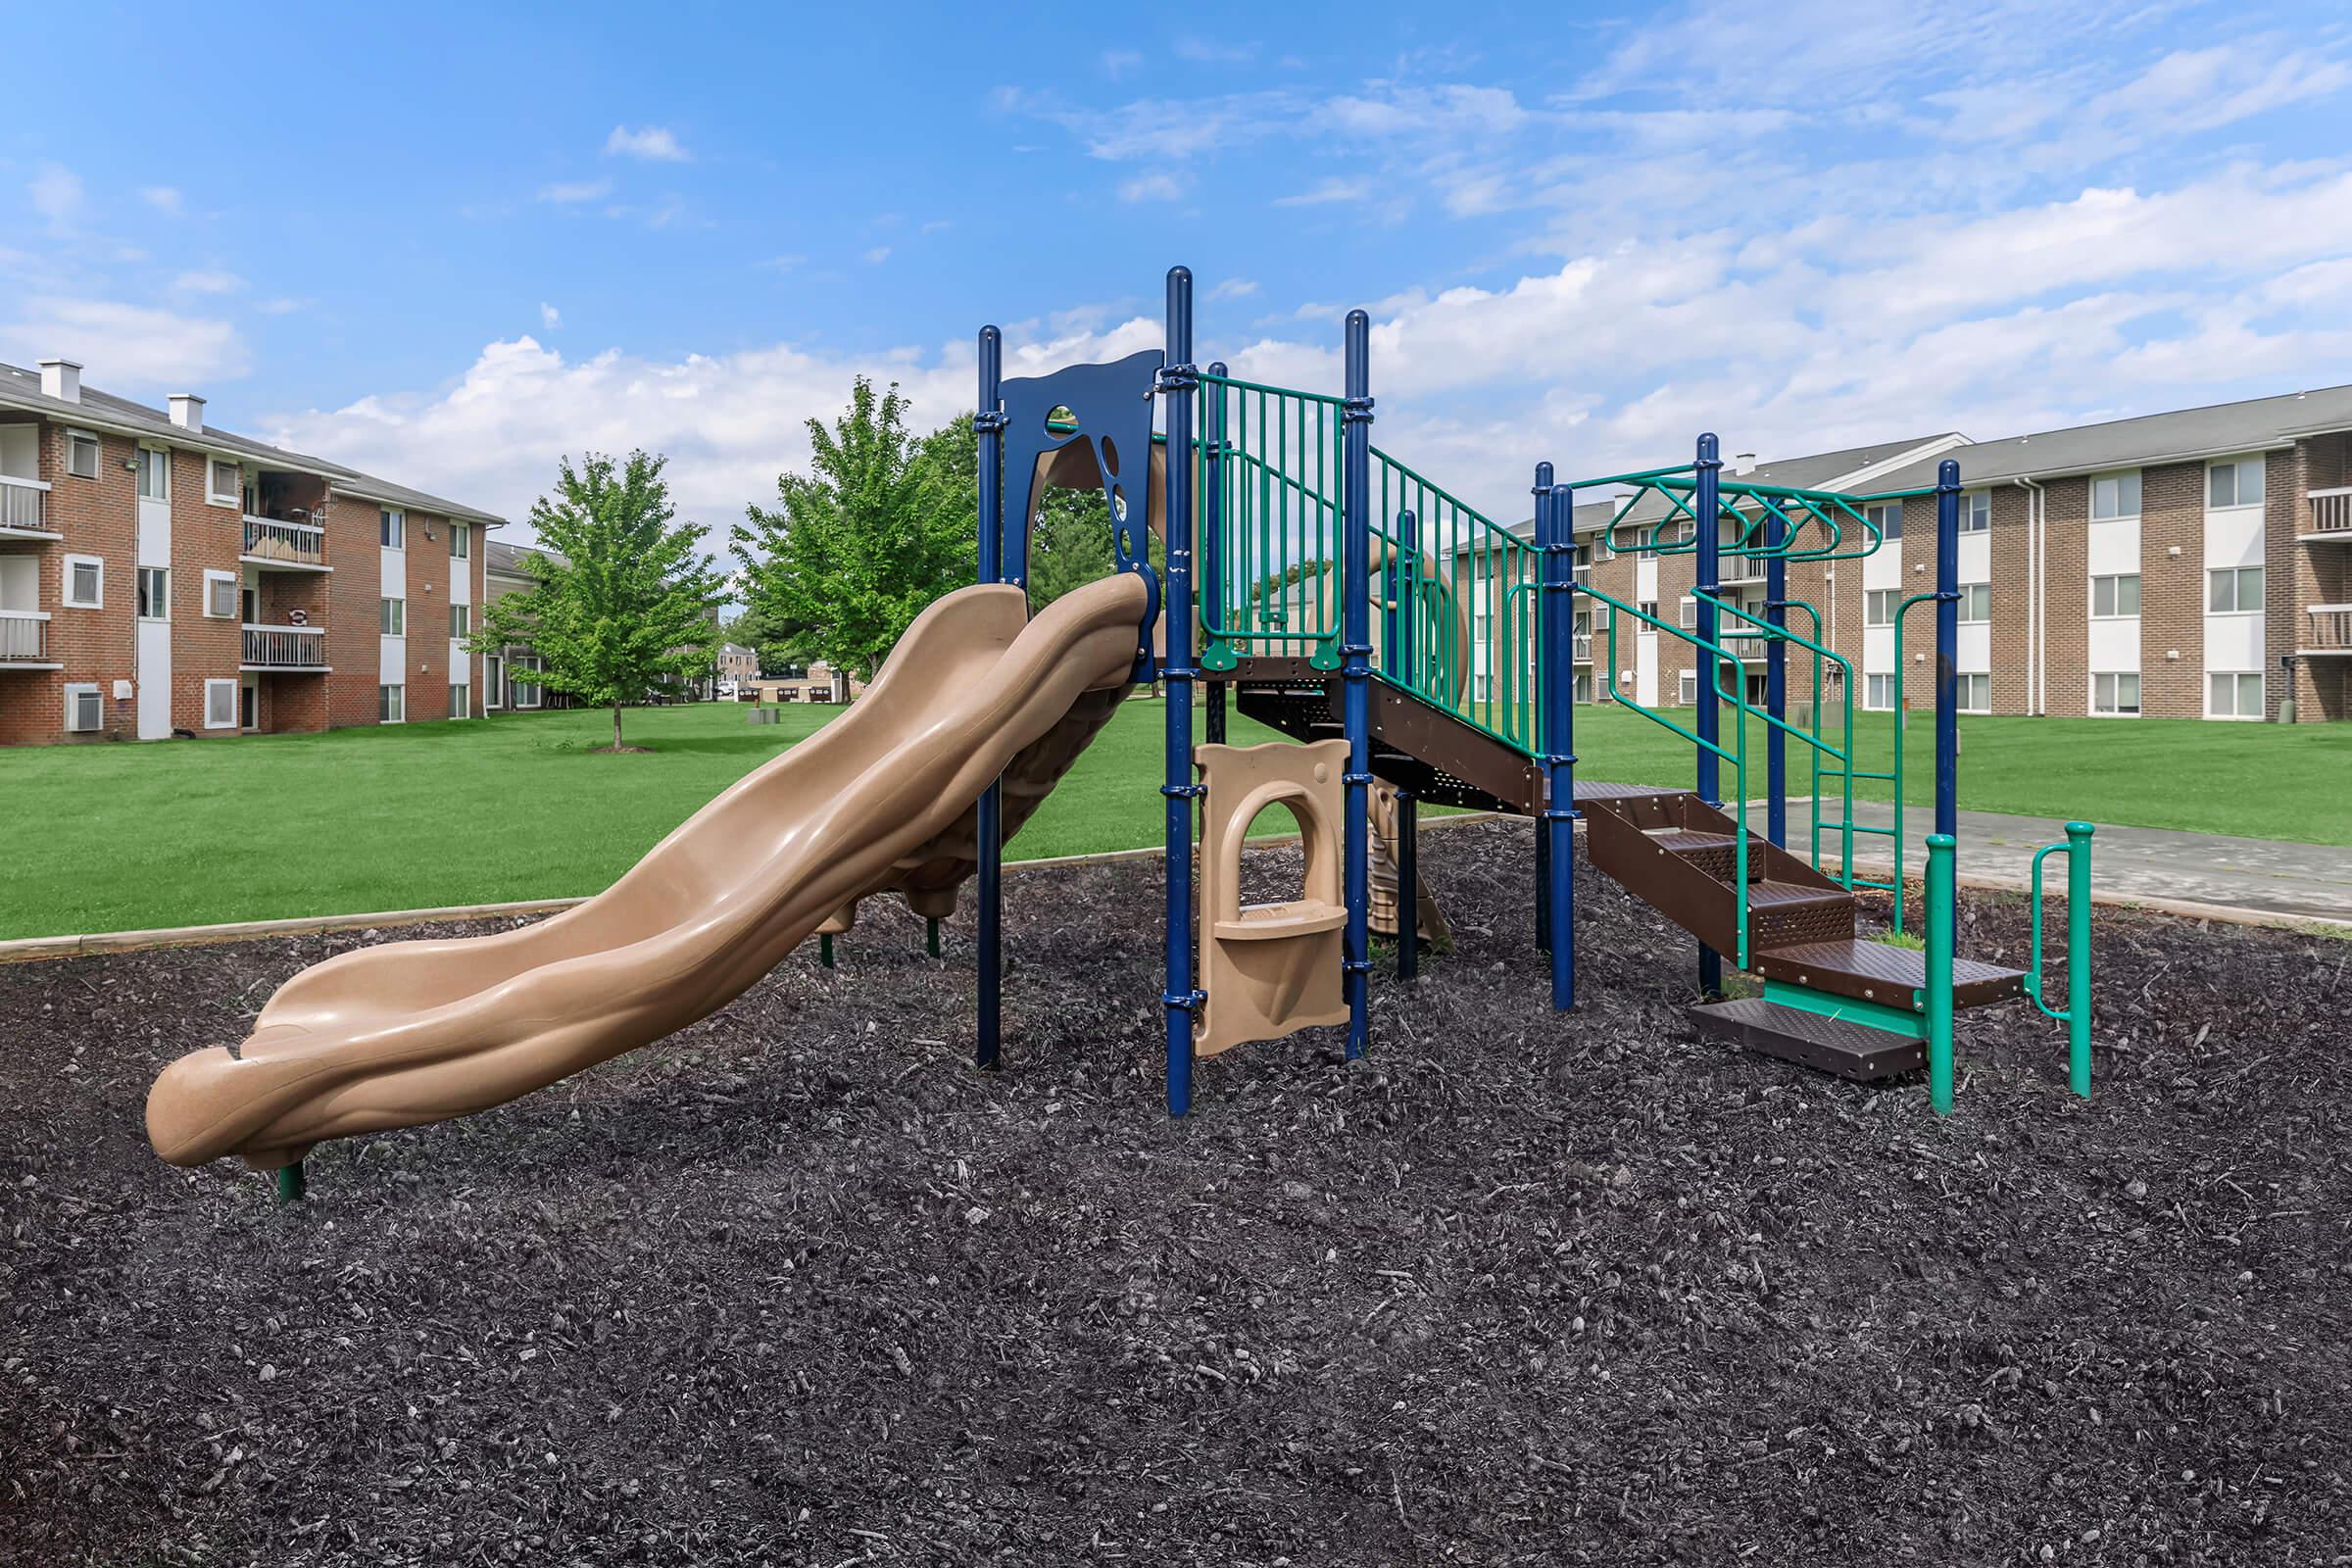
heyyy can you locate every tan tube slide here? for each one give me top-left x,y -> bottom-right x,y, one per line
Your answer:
146,572 -> 1152,1171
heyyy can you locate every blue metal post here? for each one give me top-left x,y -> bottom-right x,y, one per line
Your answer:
1532,465 -> 1553,957
1765,492 -> 1788,848
1160,270 -> 1200,1115
1693,432 -> 1724,998
1341,309 -> 1374,1060
1541,469 -> 1577,1010
974,325 -> 1004,1069
1935,460 -> 1960,841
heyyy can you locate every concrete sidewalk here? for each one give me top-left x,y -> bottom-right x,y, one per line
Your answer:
1769,799 -> 2352,927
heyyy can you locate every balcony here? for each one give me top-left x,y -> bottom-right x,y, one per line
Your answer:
2305,488 -> 2352,541
241,515 -> 330,572
0,609 -> 59,668
0,474 -> 58,540
241,623 -> 329,671
1573,633 -> 1593,662
2299,604 -> 2352,656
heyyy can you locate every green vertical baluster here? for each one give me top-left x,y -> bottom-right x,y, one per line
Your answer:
926,918 -> 941,958
1926,832 -> 1956,1114
276,1160 -> 305,1205
819,933 -> 834,968
2067,821 -> 2094,1098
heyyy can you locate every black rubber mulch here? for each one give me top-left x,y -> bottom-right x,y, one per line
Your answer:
3,818 -> 2347,1566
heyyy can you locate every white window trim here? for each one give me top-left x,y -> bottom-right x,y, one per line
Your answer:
1957,583 -> 1992,624
449,522 -> 470,561
2089,671 -> 2142,719
2205,671 -> 2264,722
205,457 -> 241,510
136,565 -> 170,622
201,568 -> 239,619
381,508 -> 406,551
63,682 -> 101,733
135,443 -> 172,503
2088,468 -> 2142,522
65,429 -> 101,480
378,682 -> 407,725
1956,672 -> 1992,714
1957,491 -> 1990,533
62,554 -> 104,609
1863,672 -> 1896,711
2089,573 -> 2140,620
2205,454 -> 2267,513
2206,565 -> 2265,616
203,677 -> 239,730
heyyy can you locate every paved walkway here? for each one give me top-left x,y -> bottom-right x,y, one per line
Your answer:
1767,799 -> 2352,926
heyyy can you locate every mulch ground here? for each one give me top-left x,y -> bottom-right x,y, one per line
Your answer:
4,818 -> 2349,1566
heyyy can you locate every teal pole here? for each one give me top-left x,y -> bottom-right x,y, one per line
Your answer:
927,918 -> 942,958
2067,821 -> 2094,1098
1926,832 -> 1956,1115
819,933 -> 834,968
276,1160 -> 306,1205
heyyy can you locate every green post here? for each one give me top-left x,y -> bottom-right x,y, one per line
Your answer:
926,918 -> 942,958
1925,832 -> 1956,1115
819,934 -> 834,968
275,1159 -> 306,1205
2066,820 -> 2094,1098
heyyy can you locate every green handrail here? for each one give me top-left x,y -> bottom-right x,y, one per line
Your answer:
2026,822 -> 2096,1098
1196,372 -> 1348,670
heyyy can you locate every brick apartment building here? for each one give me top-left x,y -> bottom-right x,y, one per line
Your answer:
0,358 -> 504,745
1549,383 -> 2352,725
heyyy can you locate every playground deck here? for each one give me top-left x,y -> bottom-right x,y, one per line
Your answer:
6,824 -> 2344,1565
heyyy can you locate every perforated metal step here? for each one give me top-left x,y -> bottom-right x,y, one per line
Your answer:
1688,997 -> 1924,1081
1753,939 -> 2026,1008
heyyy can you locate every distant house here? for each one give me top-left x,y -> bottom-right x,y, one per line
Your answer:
715,642 -> 759,683
740,660 -> 864,705
482,538 -> 569,711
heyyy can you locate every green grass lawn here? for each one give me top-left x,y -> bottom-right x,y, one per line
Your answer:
1,698 -> 2343,940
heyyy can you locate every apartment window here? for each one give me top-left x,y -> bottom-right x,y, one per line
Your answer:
2207,565 -> 2265,614
380,509 -> 405,549
1678,669 -> 1697,705
2207,455 -> 2266,510
203,569 -> 238,619
206,458 -> 240,507
135,565 -> 169,620
135,447 -> 170,502
514,655 -> 543,709
378,683 -> 406,723
203,678 -> 238,730
484,655 -> 505,710
1956,672 -> 1991,712
1959,492 -> 1990,533
2092,672 -> 2140,716
2208,671 -> 2263,719
1957,583 -> 1992,623
1865,673 -> 1896,710
2090,470 -> 2141,520
1638,600 -> 1658,621
449,604 -> 471,638
2090,573 -> 2141,617
1867,501 -> 1902,541
1671,517 -> 1695,544
1865,589 -> 1898,626
449,683 -> 468,717
63,555 -> 103,609
66,431 -> 100,479
1678,595 -> 1696,629
380,597 -> 407,635
449,522 -> 470,560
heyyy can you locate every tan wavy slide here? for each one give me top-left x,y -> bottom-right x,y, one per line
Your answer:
146,572 -> 1152,1171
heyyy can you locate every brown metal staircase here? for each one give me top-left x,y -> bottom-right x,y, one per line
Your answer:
1236,664 -> 2028,1082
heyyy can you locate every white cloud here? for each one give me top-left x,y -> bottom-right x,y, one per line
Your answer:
0,297 -> 247,388
1117,171 -> 1188,203
539,302 -> 563,329
863,245 -> 892,265
1273,176 -> 1370,208
141,186 -> 184,217
29,165 -> 84,231
605,124 -> 692,162
172,270 -> 244,295
538,178 -> 613,204
1208,277 -> 1260,301
1101,48 -> 1142,79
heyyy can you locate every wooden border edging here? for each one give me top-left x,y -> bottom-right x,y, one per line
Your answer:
0,812 -> 1508,963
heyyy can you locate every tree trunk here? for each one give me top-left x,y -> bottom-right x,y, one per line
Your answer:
612,704 -> 623,751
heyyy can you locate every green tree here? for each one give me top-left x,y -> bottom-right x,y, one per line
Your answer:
472,450 -> 724,753
732,378 -> 975,682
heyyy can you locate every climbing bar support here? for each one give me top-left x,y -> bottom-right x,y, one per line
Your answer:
2026,822 -> 2097,1098
1925,833 -> 1956,1114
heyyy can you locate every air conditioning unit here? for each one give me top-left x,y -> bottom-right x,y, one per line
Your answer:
65,684 -> 101,733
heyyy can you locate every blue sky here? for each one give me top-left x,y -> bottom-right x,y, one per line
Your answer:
5,0 -> 2351,533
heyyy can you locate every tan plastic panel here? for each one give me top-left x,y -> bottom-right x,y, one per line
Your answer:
1193,738 -> 1351,1059
146,572 -> 1152,1171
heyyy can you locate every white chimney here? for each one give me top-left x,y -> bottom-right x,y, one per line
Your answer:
1732,452 -> 1757,476
169,393 -> 206,432
39,358 -> 81,403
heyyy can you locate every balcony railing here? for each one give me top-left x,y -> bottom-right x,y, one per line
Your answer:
2310,488 -> 2352,536
1573,632 -> 1592,662
242,515 -> 327,568
0,609 -> 50,662
2307,605 -> 2352,651
0,473 -> 49,532
242,622 -> 327,668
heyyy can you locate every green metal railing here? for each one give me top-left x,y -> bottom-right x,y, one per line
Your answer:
1195,371 -> 1348,669
1579,465 -> 1889,565
2026,822 -> 2096,1098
